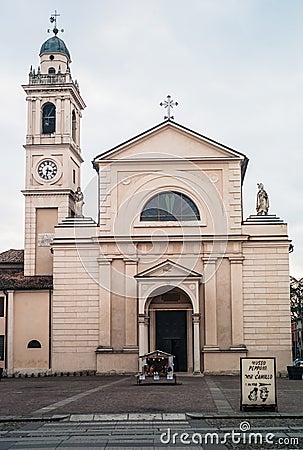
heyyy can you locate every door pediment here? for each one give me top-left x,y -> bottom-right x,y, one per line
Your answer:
135,259 -> 202,279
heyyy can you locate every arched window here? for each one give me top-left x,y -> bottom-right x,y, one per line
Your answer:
48,67 -> 56,74
27,340 -> 42,349
42,102 -> 56,134
72,110 -> 77,141
140,191 -> 200,222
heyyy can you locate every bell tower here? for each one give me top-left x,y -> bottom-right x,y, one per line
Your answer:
22,13 -> 86,276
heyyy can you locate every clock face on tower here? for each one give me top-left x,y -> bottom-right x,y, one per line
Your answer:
37,159 -> 58,180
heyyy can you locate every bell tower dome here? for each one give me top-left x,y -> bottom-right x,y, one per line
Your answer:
40,35 -> 71,72
22,13 -> 86,276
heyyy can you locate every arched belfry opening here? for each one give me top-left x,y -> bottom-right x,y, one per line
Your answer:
147,287 -> 193,372
42,102 -> 56,134
72,110 -> 77,142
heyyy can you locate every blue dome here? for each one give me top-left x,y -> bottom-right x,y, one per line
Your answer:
40,36 -> 70,59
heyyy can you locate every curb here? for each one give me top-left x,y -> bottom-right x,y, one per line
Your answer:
1,412 -> 303,423
0,415 -> 69,423
187,412 -> 303,419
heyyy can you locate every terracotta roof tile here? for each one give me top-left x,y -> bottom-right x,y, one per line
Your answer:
0,249 -> 24,264
0,271 -> 52,290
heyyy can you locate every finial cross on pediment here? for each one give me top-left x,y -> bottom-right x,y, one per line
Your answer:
160,95 -> 178,120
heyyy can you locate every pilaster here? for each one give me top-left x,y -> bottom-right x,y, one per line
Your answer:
202,257 -> 219,350
27,99 -> 33,139
97,257 -> 112,351
123,258 -> 138,351
138,314 -> 149,369
55,98 -> 61,137
35,97 -> 41,140
229,256 -> 245,348
192,313 -> 202,374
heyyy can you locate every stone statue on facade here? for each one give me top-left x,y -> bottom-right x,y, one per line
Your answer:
74,187 -> 84,217
256,183 -> 269,215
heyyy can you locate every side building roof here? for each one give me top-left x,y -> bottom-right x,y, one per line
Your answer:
0,273 -> 53,290
0,249 -> 53,290
0,249 -> 24,264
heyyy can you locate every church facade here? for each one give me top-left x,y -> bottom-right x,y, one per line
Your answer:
0,28 -> 292,376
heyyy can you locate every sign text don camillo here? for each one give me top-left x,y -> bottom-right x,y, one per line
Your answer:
240,357 -> 277,410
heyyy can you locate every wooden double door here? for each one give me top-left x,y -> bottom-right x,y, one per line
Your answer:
156,310 -> 187,372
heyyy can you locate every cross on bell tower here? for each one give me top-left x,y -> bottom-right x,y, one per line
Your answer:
48,10 -> 64,35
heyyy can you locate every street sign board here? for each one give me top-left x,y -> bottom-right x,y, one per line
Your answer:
240,357 -> 277,411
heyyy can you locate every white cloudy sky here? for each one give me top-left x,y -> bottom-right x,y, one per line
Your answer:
0,0 -> 302,277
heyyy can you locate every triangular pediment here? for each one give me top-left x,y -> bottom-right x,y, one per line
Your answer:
139,350 -> 174,359
135,259 -> 202,279
93,120 -> 248,166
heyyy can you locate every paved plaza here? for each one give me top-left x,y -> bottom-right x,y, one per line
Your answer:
0,375 -> 303,449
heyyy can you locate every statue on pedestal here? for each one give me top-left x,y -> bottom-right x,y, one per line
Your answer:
74,187 -> 84,217
256,183 -> 269,215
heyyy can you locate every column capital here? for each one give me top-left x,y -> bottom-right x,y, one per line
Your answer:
229,256 -> 244,264
123,257 -> 139,265
202,256 -> 218,264
97,256 -> 112,265
138,314 -> 149,325
192,313 -> 201,324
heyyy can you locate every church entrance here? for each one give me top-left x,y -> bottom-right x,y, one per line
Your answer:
156,310 -> 187,372
148,287 -> 193,372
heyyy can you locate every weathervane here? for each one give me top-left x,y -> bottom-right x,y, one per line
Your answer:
160,95 -> 178,120
47,10 -> 64,35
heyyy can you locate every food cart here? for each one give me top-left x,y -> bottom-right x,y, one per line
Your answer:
136,350 -> 177,384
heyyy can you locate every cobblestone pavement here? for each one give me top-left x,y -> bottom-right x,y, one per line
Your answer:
0,375 -> 303,449
1,375 -> 303,417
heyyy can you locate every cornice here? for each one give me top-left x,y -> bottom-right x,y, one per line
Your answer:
22,189 -> 74,196
22,83 -> 86,110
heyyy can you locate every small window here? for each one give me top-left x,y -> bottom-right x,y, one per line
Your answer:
0,336 -> 4,360
0,297 -> 4,317
48,67 -> 56,74
42,102 -> 56,134
27,340 -> 42,349
140,191 -> 200,222
73,169 -> 76,184
72,110 -> 77,141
